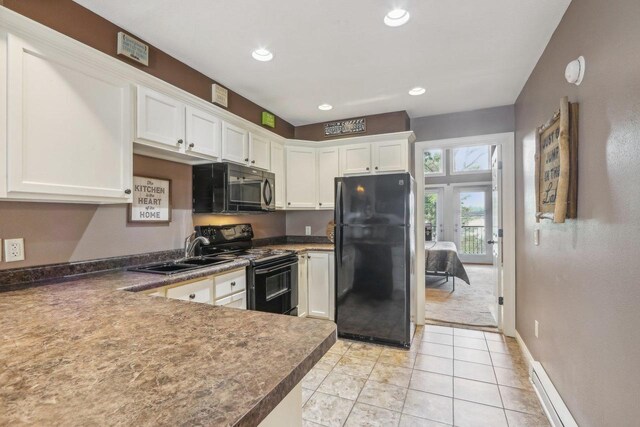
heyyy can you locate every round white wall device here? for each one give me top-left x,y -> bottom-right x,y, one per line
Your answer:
565,56 -> 585,85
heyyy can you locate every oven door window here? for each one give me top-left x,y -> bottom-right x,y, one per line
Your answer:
254,266 -> 294,314
266,271 -> 290,300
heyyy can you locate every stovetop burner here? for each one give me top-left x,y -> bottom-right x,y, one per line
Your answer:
194,224 -> 295,265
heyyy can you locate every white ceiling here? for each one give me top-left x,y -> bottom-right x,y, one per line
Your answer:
74,0 -> 570,126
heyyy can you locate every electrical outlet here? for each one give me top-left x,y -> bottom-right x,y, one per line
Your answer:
4,238 -> 25,262
305,226 -> 311,236
535,320 -> 539,338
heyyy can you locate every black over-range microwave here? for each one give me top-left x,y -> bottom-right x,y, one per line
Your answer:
192,163 -> 275,214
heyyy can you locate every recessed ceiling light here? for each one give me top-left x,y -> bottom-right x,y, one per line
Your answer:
409,87 -> 426,96
318,104 -> 333,111
252,48 -> 273,62
384,9 -> 410,27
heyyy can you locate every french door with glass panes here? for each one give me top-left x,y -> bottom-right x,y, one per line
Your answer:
453,185 -> 492,263
424,186 -> 444,242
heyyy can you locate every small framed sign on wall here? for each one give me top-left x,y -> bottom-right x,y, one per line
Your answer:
128,176 -> 172,223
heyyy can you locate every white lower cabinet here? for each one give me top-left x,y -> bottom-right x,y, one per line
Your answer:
297,254 -> 309,317
215,291 -> 247,310
150,268 -> 246,309
166,278 -> 215,305
306,251 -> 335,321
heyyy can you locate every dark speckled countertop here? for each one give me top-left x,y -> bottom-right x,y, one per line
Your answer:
0,260 -> 336,426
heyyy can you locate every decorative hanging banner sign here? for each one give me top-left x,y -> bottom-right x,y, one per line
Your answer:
129,176 -> 172,223
117,32 -> 149,66
324,118 -> 366,137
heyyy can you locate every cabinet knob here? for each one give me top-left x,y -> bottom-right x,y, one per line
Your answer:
319,202 -> 322,206
124,189 -> 132,195
307,255 -> 311,259
288,202 -> 291,206
188,293 -> 196,300
375,166 -> 379,170
366,167 -> 370,171
178,139 -> 184,144
251,160 -> 255,164
230,281 -> 236,286
189,143 -> 195,148
244,158 -> 249,162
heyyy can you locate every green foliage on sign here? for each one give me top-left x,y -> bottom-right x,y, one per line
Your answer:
262,111 -> 275,128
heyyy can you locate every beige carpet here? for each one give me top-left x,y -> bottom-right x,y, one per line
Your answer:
425,264 -> 498,328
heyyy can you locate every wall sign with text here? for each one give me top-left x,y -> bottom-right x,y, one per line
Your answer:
129,176 -> 172,223
535,96 -> 579,223
324,118 -> 366,137
117,32 -> 149,66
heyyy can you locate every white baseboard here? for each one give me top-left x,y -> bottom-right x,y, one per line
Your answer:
515,331 -> 578,427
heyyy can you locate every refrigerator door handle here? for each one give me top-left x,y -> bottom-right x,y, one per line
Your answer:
336,181 -> 343,224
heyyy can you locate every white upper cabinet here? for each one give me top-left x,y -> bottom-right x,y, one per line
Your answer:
270,142 -> 286,209
249,133 -> 271,170
136,86 -> 185,151
317,147 -> 340,209
372,140 -> 407,173
185,105 -> 221,159
285,146 -> 317,208
222,121 -> 250,165
340,143 -> 372,175
5,35 -> 132,202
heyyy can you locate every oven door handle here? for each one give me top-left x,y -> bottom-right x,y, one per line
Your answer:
266,288 -> 291,302
253,260 -> 298,275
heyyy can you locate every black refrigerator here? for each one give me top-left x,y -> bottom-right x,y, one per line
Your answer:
334,172 -> 416,348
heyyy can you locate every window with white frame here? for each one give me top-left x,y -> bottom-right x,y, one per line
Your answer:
451,145 -> 491,174
423,148 -> 444,176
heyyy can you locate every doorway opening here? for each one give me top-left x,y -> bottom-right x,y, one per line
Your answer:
414,133 -> 515,335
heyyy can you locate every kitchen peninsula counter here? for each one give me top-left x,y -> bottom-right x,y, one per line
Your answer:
0,263 -> 336,426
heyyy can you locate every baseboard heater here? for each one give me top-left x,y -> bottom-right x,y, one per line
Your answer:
530,361 -> 579,427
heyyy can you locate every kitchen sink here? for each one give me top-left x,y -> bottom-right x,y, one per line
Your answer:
129,257 -> 233,275
181,256 -> 233,266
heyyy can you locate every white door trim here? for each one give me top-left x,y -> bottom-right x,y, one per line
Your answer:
414,132 -> 516,337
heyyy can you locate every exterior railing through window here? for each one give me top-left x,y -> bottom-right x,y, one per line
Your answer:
461,225 -> 485,255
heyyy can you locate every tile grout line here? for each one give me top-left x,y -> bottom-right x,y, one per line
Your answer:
486,332 -> 510,426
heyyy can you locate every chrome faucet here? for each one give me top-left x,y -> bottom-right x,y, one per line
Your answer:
184,232 -> 210,258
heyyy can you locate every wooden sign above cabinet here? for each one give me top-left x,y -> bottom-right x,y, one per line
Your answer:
324,118 -> 366,137
116,32 -> 149,66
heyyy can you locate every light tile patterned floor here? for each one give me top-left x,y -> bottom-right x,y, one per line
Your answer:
301,325 -> 550,427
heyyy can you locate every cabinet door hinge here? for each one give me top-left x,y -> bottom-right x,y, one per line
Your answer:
498,297 -> 504,305
498,229 -> 503,238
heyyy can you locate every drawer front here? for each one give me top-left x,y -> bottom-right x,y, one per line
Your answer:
214,269 -> 247,300
166,278 -> 214,304
215,291 -> 247,310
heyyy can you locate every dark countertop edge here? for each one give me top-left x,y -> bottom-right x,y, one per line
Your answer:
235,330 -> 337,427
117,260 -> 251,293
0,259 -> 251,294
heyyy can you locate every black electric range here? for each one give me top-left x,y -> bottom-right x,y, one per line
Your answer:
195,224 -> 299,316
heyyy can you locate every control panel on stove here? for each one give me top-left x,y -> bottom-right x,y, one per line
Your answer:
194,224 -> 254,244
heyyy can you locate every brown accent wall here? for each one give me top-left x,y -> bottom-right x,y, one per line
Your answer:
294,111 -> 410,141
514,0 -> 640,424
0,0 -> 294,139
0,156 -> 286,270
